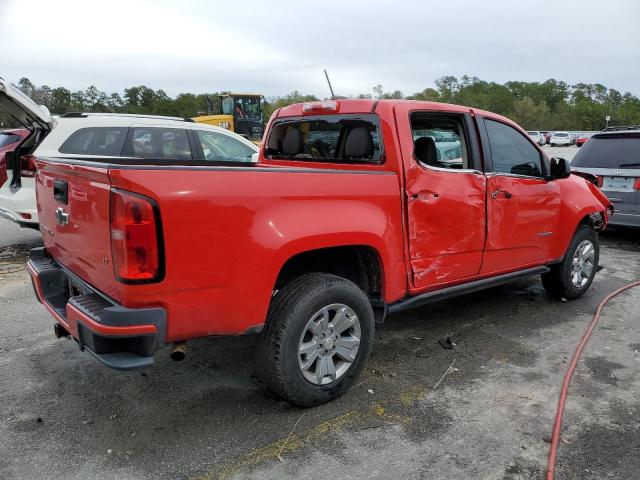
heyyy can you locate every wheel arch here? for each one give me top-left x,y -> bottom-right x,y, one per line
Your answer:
274,242 -> 385,301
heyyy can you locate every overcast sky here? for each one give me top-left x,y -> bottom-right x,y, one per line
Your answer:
1,0 -> 639,98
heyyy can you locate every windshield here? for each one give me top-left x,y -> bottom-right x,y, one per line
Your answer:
554,132 -> 568,137
0,132 -> 21,148
527,132 -> 538,136
572,134 -> 640,168
234,97 -> 261,121
265,114 -> 383,164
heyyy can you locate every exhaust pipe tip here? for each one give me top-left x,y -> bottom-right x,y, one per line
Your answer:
170,342 -> 187,361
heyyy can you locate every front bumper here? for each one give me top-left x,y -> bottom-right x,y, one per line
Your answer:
27,247 -> 166,370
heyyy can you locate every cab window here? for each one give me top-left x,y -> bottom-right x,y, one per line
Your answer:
485,119 -> 543,177
265,114 -> 383,164
410,113 -> 470,169
196,130 -> 255,162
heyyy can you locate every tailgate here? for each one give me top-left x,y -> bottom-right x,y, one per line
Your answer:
36,159 -> 119,300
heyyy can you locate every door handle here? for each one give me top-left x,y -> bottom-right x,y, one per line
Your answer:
409,190 -> 439,201
491,190 -> 512,199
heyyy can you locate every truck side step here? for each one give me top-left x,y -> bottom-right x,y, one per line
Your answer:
388,266 -> 550,314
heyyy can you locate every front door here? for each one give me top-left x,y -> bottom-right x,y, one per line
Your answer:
400,108 -> 487,290
478,116 -> 561,274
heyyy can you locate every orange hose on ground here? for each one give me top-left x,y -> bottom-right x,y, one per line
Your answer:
546,280 -> 640,480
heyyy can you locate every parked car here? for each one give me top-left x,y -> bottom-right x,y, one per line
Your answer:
527,131 -> 545,146
0,79 -> 50,227
0,127 -> 31,221
540,131 -> 551,144
549,131 -> 572,146
571,129 -> 640,227
0,78 -> 258,228
576,133 -> 593,147
22,96 -> 611,406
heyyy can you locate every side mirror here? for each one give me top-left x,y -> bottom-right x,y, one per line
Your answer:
548,157 -> 571,180
250,152 -> 259,163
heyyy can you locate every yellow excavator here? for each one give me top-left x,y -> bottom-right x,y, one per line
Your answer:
193,93 -> 264,142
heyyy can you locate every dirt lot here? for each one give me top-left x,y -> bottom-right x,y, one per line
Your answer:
1,206 -> 639,480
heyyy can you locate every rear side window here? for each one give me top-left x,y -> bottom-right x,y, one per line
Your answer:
485,119 -> 543,177
130,128 -> 192,160
265,114 -> 383,164
0,133 -> 21,148
411,113 -> 470,169
196,130 -> 255,162
572,134 -> 640,168
59,127 -> 128,155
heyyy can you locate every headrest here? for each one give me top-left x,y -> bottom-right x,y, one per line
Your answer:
344,126 -> 374,159
282,127 -> 303,156
414,136 -> 438,166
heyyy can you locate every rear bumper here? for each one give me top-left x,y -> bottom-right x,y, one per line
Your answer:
0,206 -> 38,227
27,247 -> 166,370
608,211 -> 640,228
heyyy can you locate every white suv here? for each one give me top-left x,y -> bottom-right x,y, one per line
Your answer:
0,78 -> 259,228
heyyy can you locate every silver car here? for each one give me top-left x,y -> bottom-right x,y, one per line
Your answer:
527,130 -> 545,146
571,129 -> 640,227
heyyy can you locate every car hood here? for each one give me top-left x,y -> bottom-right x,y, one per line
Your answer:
0,77 -> 52,129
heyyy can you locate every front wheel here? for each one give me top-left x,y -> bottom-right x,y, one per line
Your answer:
257,273 -> 374,406
542,226 -> 599,299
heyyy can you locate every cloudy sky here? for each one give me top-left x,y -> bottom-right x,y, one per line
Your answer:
1,0 -> 639,98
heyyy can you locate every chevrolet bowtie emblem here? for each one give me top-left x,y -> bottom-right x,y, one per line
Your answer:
55,207 -> 70,226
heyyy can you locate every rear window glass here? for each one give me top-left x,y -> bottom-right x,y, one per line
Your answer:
554,132 -> 568,137
131,128 -> 192,160
571,134 -> 640,168
0,133 -> 21,148
59,127 -> 128,155
265,114 -> 383,164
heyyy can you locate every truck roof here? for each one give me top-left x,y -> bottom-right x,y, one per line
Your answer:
275,99 -> 519,129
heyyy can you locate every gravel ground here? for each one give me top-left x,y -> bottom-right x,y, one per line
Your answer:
0,216 -> 639,480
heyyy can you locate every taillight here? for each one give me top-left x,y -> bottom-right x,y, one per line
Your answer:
20,154 -> 37,177
110,189 -> 163,283
596,175 -> 604,188
634,178 -> 640,190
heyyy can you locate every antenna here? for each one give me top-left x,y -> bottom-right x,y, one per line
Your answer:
324,69 -> 335,99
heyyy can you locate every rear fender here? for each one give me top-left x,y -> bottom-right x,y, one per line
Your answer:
254,199 -> 406,302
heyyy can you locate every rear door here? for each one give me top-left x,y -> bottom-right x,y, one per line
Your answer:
478,116 -> 561,274
397,106 -> 487,289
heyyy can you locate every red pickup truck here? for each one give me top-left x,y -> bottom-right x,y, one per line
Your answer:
26,99 -> 611,406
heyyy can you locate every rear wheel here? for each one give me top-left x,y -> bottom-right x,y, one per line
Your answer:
542,226 -> 599,299
257,273 -> 374,406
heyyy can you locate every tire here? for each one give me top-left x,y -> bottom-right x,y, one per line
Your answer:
256,273 -> 374,406
542,226 -> 599,299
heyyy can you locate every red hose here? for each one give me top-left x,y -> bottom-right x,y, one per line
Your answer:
546,280 -> 640,479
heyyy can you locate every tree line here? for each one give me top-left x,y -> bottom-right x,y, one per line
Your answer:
2,76 -> 639,131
